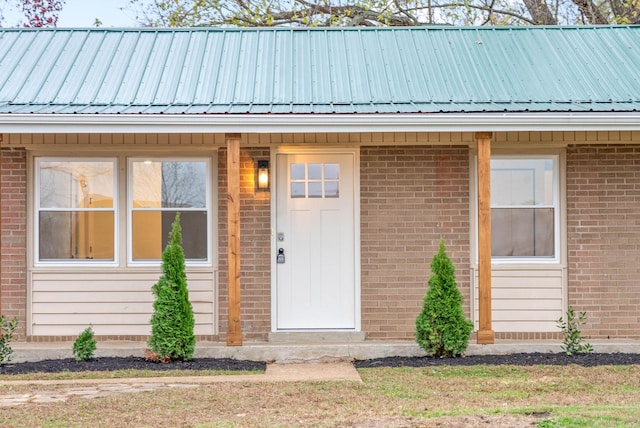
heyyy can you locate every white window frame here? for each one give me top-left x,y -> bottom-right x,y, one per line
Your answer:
34,157 -> 118,266
127,157 -> 212,266
474,154 -> 561,264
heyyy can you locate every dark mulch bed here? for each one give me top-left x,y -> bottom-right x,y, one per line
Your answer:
2,353 -> 640,375
355,352 -> 640,368
0,357 -> 266,375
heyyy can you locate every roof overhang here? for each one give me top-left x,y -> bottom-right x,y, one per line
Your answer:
2,112 -> 640,134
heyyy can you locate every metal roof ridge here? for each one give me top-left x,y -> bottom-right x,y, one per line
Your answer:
6,100 -> 640,110
1,25 -> 638,33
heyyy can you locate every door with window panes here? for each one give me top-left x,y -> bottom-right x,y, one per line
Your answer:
275,153 -> 356,330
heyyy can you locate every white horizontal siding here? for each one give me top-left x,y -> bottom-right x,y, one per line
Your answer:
30,270 -> 216,336
492,321 -> 558,332
473,268 -> 565,333
32,301 -> 213,314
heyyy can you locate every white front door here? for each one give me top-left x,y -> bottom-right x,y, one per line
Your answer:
275,152 -> 357,330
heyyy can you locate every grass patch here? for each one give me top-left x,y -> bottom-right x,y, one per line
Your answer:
535,405 -> 640,428
359,365 -> 640,427
0,368 -> 264,382
1,364 -> 639,427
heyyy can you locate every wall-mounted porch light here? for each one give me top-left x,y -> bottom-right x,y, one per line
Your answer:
256,160 -> 269,191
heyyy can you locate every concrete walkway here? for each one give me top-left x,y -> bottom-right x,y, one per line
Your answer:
0,362 -> 361,407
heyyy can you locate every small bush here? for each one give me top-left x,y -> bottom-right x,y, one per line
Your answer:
0,315 -> 18,364
557,306 -> 593,355
148,213 -> 195,362
73,326 -> 97,361
415,240 -> 473,357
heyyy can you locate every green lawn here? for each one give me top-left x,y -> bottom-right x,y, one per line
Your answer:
0,364 -> 639,427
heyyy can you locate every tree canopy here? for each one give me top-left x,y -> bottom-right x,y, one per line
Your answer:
1,0 -> 65,27
129,0 -> 640,27
2,0 -> 637,28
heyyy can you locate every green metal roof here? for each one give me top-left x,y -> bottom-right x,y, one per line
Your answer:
0,26 -> 639,115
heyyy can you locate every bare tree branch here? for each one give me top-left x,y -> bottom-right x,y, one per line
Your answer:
393,0 -> 420,25
481,0 -> 497,25
433,2 -> 539,24
570,0 -> 610,23
522,0 -> 557,24
128,0 -> 640,27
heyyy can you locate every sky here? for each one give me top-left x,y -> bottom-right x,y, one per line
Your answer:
4,0 -> 139,27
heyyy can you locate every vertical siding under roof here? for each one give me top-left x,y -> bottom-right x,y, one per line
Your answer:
0,26 -> 639,114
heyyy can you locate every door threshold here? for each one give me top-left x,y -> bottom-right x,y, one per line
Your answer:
268,331 -> 366,344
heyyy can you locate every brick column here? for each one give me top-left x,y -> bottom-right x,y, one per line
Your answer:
0,148 -> 27,339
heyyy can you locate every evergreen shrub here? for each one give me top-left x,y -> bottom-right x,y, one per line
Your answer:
73,326 -> 97,361
147,213 -> 195,362
415,239 -> 473,357
0,315 -> 18,363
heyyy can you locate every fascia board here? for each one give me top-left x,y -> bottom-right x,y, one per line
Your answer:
1,113 -> 640,133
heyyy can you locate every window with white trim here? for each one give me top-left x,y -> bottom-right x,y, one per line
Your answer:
489,156 -> 558,260
129,159 -> 210,263
36,158 -> 116,262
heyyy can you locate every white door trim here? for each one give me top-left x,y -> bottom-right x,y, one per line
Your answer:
270,146 -> 361,332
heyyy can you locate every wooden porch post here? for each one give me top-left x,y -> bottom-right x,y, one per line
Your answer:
476,132 -> 495,344
226,133 -> 242,346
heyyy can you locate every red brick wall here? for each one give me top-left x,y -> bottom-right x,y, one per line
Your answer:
567,145 -> 640,339
217,146 -> 472,342
360,146 -> 471,340
0,148 -> 27,339
13,142 -> 638,342
218,148 -> 271,341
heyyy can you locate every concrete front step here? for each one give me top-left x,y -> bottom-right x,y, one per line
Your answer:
267,331 -> 367,343
8,339 -> 640,364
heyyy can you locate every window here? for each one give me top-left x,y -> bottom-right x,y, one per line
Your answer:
490,157 -> 558,259
34,156 -> 213,266
290,163 -> 340,198
129,159 -> 210,262
36,159 -> 116,262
